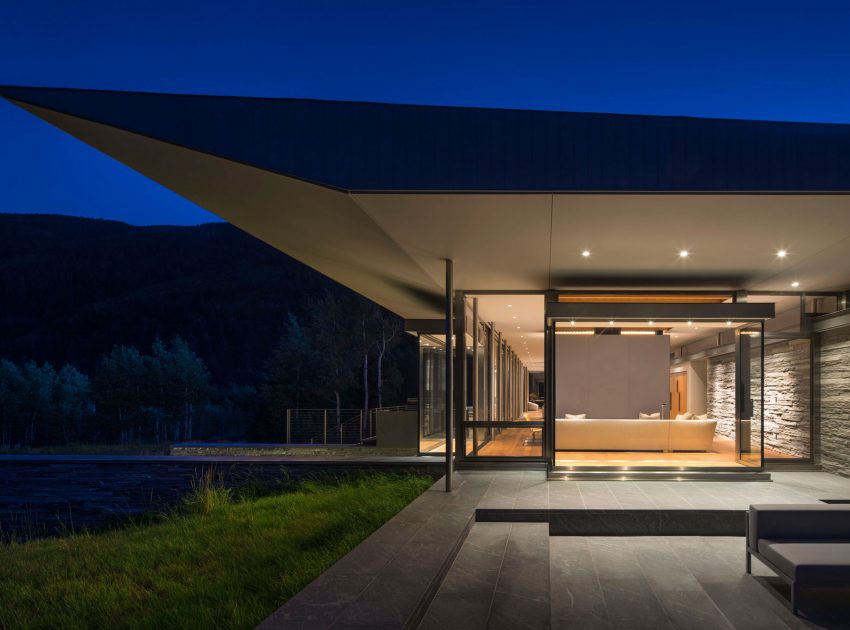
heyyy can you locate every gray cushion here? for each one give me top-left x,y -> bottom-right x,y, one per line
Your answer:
758,539 -> 850,584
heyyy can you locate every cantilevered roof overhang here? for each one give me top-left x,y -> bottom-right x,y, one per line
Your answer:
3,86 -> 850,321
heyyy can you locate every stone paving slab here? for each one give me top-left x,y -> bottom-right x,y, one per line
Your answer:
476,470 -> 850,511
256,470 -> 850,629
420,523 -> 551,630
258,472 -> 490,630
516,534 -> 850,629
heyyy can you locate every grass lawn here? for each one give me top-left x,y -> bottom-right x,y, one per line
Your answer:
0,473 -> 433,629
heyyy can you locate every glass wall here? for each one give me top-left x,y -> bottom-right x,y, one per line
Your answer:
418,334 -> 447,453
467,321 -> 492,455
552,319 -> 765,470
462,296 -> 542,459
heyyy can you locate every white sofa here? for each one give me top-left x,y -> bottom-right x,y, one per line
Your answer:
555,418 -> 717,451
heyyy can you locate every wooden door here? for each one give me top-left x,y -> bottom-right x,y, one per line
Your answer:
669,373 -> 688,417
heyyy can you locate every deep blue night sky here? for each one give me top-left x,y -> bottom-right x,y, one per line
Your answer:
2,1 -> 850,225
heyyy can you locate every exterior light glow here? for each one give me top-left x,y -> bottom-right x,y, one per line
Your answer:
581,250 -> 591,258
609,320 -> 615,325
726,320 -> 732,326
679,249 -> 689,258
777,249 -> 787,258
687,320 -> 693,326
791,281 -> 800,288
570,320 -> 576,325
648,320 -> 654,325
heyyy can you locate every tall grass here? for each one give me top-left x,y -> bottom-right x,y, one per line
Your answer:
0,472 -> 434,629
181,467 -> 233,514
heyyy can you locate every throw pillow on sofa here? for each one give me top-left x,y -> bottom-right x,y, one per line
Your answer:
639,412 -> 661,419
676,412 -> 694,420
565,413 -> 586,419
694,413 -> 709,420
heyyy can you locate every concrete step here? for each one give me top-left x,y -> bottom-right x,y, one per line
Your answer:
765,462 -> 822,472
548,469 -> 772,482
476,507 -> 746,536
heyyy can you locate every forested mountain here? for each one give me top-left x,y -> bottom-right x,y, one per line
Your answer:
0,214 -> 385,383
0,214 -> 417,445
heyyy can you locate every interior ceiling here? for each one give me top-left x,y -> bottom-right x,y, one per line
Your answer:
556,320 -> 749,349
472,294 -> 545,372
5,98 -> 850,327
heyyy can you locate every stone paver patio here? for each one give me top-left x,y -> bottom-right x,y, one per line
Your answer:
259,470 -> 850,629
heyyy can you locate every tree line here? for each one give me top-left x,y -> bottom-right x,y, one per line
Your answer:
0,292 -> 410,448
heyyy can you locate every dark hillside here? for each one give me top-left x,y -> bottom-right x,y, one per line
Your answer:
0,214 -> 343,383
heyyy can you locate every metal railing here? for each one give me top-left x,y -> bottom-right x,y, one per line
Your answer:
285,406 -> 410,445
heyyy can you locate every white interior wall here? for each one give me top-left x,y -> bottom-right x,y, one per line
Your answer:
556,335 -> 670,419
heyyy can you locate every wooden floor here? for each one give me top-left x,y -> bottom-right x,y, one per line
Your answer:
557,436 -> 794,468
427,420 -> 806,466
473,427 -> 541,457
470,426 -> 801,466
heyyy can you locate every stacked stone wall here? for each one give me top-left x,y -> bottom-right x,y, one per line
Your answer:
707,339 -> 811,457
818,325 -> 850,475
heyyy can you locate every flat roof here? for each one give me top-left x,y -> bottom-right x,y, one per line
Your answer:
4,86 -> 850,192
3,87 -> 849,325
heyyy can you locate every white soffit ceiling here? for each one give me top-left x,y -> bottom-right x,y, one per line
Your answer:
550,194 -> 850,291
353,193 -> 552,291
12,102 -> 444,319
355,192 -> 850,295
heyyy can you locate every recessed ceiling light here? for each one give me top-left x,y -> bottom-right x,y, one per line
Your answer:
648,320 -> 654,325
507,304 -> 512,308
609,320 -> 615,325
512,316 -> 517,319
570,320 -> 576,325
726,320 -> 732,326
679,249 -> 689,258
687,320 -> 693,326
777,249 -> 787,258
516,326 -> 521,329
791,281 -> 800,288
581,249 -> 591,258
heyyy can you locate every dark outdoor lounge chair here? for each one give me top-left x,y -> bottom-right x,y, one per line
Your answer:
746,504 -> 850,615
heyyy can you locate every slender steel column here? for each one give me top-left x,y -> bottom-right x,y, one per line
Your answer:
472,297 -> 479,455
489,323 -> 495,422
453,290 -> 466,460
545,319 -> 555,467
444,259 -> 454,492
735,328 -> 753,459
